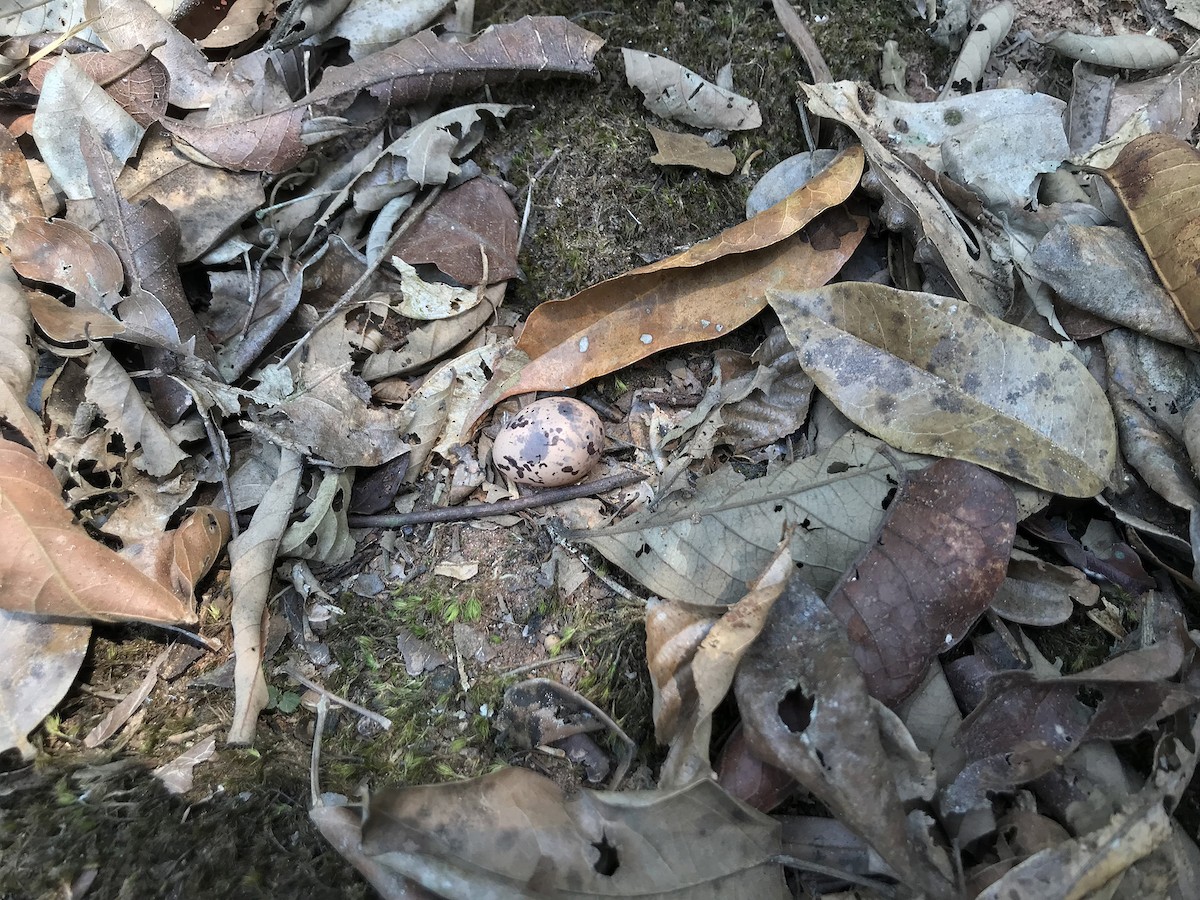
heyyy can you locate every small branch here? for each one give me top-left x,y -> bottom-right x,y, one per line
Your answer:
284,664 -> 392,731
771,0 -> 833,83
347,470 -> 647,529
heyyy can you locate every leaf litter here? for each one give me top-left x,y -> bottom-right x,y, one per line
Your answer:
5,0 -> 1200,897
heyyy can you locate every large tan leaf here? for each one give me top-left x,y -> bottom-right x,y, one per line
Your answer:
0,124 -> 44,240
0,439 -> 197,625
1102,133 -> 1200,342
769,282 -> 1118,496
479,146 -> 864,408
582,432 -> 929,604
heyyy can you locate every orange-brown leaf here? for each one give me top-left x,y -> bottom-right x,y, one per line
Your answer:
0,439 -> 198,626
487,146 -> 864,404
1103,133 -> 1200,341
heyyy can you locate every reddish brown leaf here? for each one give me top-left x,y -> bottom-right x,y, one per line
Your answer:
474,146 -> 865,410
121,506 -> 231,605
825,458 -> 1018,707
29,49 -> 169,126
81,128 -> 215,363
303,16 -> 603,113
159,106 -> 306,175
391,178 -> 519,286
0,439 -> 197,625
8,217 -> 124,301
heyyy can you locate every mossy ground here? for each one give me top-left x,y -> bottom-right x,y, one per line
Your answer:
1,2 -> 1150,898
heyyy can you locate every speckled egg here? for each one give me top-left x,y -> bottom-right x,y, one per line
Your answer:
492,397 -> 604,487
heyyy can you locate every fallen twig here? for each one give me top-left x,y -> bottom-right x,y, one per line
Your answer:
771,0 -> 833,83
346,469 -> 647,529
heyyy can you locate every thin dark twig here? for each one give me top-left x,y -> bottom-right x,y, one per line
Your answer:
347,470 -> 647,529
277,186 -> 442,369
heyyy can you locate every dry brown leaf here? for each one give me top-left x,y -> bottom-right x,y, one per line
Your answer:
159,106 -> 306,176
390,178 -> 518,285
1103,132 -> 1200,342
302,16 -> 603,114
121,506 -> 230,604
25,289 -> 126,345
29,49 -> 169,126
647,124 -> 736,175
648,538 -> 792,788
8,216 -> 124,304
825,459 -> 1017,707
0,439 -> 197,625
0,124 -> 44,239
475,146 -> 864,411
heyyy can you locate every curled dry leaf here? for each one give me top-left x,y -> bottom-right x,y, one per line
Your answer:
768,282 -> 1119,496
1102,132 -> 1200,343
1043,30 -> 1179,70
390,177 -> 519,286
227,448 -> 303,746
160,107 -> 306,175
475,145 -> 866,412
648,538 -> 793,788
825,458 -> 1017,707
121,506 -> 230,604
623,48 -> 761,130
0,439 -> 197,625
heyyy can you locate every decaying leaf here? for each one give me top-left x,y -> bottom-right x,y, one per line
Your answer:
1102,132 -> 1200,342
29,49 -> 170,126
647,125 -> 736,175
990,550 -> 1098,626
0,439 -> 197,625
735,570 -> 956,899
317,0 -> 450,59
623,48 -> 761,130
583,432 -> 928,604
825,459 -> 1017,707
769,282 -> 1119,496
121,506 -> 230,604
354,767 -> 787,898
475,145 -> 865,410
0,610 -> 90,758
